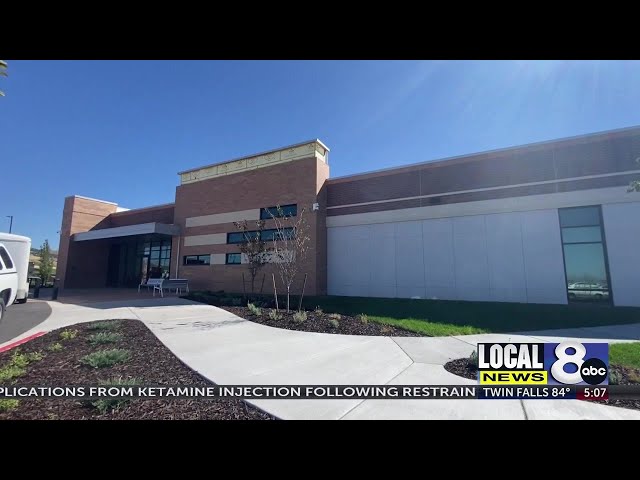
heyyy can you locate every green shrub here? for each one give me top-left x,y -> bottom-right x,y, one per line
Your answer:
609,368 -> 621,385
247,303 -> 262,316
293,311 -> 307,323
89,332 -> 123,345
87,320 -> 121,331
9,350 -> 30,369
80,349 -> 130,368
0,399 -> 20,413
59,329 -> 78,341
48,343 -> 64,352
268,309 -> 282,321
27,351 -> 44,362
0,349 -> 43,381
468,350 -> 478,368
0,365 -> 25,382
356,314 -> 369,324
328,313 -> 342,320
314,306 -> 323,315
328,318 -> 340,329
90,377 -> 140,414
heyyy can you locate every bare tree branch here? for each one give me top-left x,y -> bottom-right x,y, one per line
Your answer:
233,219 -> 269,295
269,205 -> 311,312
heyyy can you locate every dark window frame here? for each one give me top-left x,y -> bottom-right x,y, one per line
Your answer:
225,253 -> 242,265
227,227 -> 295,244
260,204 -> 297,220
0,247 -> 14,269
558,205 -> 613,305
183,254 -> 211,266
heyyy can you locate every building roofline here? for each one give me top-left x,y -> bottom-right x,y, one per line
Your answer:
177,139 -> 330,175
69,195 -> 118,206
109,202 -> 175,216
328,124 -> 640,183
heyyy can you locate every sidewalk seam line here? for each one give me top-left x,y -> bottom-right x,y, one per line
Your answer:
520,399 -> 529,420
390,337 -> 417,364
338,360 -> 414,420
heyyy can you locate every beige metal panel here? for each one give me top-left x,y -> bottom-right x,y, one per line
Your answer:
183,233 -> 227,246
186,209 -> 260,228
211,254 -> 226,265
180,140 -> 328,185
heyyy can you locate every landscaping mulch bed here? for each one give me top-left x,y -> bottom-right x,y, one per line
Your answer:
443,358 -> 477,381
221,306 -> 424,337
443,358 -> 640,412
0,320 -> 273,420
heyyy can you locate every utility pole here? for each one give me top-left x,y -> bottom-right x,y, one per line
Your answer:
6,215 -> 13,233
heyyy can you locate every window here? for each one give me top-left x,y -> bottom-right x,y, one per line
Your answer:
261,228 -> 294,241
227,228 -> 294,244
227,231 -> 260,244
226,253 -> 241,264
0,247 -> 13,269
260,204 -> 297,220
559,206 -> 611,304
183,254 -> 211,266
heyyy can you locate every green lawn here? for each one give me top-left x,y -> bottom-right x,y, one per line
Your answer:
609,343 -> 640,369
300,296 -> 640,336
186,291 -> 640,337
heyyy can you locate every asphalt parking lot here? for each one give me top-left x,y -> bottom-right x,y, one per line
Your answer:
0,300 -> 52,344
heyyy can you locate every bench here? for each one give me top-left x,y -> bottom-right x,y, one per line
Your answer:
157,279 -> 190,297
138,278 -> 164,293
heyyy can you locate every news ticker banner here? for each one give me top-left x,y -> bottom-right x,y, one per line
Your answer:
0,385 -> 638,400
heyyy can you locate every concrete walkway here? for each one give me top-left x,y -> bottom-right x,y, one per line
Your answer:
2,298 -> 639,420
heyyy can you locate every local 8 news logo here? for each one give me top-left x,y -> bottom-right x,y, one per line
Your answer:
477,342 -> 609,385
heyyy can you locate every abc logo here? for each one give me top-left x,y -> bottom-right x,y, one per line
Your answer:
550,341 -> 608,385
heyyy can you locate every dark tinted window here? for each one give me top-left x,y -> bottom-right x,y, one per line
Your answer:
227,228 -> 294,244
561,226 -> 602,243
559,206 -> 611,304
559,206 -> 600,227
226,253 -> 241,264
260,204 -> 297,220
0,247 -> 13,269
227,231 -> 260,244
183,255 -> 210,266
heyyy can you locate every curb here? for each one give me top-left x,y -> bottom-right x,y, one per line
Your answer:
0,332 -> 46,353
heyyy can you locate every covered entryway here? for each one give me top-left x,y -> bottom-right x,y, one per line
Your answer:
66,222 -> 180,289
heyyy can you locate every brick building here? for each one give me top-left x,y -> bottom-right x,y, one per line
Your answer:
57,126 -> 640,306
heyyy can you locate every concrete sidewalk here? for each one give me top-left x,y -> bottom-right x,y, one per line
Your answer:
2,298 -> 639,420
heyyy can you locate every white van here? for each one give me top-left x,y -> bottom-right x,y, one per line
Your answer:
0,234 -> 31,305
0,243 -> 18,322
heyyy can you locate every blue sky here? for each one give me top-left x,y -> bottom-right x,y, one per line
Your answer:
2,60 -> 640,250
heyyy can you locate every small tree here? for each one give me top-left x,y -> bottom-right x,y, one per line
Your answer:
233,219 -> 269,295
39,239 -> 55,285
270,205 -> 311,312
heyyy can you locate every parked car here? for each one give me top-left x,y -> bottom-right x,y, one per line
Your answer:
567,282 -> 609,300
0,243 -> 19,322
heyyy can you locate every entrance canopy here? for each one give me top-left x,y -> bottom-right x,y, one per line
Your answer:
73,222 -> 180,242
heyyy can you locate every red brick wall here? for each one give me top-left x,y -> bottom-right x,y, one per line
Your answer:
174,156 -> 329,295
57,197 -> 118,289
